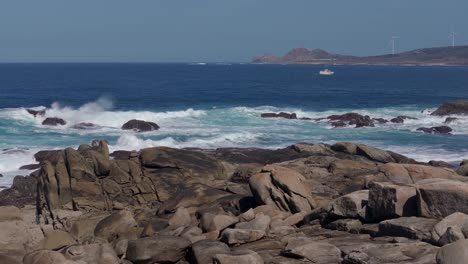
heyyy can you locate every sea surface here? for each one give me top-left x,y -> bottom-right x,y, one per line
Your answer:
1,63 -> 468,187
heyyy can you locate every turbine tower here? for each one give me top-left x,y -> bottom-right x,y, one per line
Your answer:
449,32 -> 458,47
390,36 -> 400,55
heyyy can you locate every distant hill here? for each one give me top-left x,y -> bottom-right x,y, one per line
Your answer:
252,46 -> 468,65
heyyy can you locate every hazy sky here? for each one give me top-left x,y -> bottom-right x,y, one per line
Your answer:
1,0 -> 467,62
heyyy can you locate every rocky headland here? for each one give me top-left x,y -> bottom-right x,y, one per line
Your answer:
253,46 -> 468,65
1,139 -> 468,264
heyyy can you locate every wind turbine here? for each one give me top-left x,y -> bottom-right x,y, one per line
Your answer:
449,32 -> 458,47
389,36 -> 400,55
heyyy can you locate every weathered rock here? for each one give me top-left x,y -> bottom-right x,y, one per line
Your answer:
230,164 -> 262,183
23,250 -> 76,264
121,119 -> 160,132
168,207 -> 192,230
140,146 -> 227,180
249,165 -> 316,214
78,140 -> 110,176
340,241 -> 438,264
220,228 -> 265,245
214,250 -> 264,264
126,236 -> 191,263
19,164 -> 40,170
377,217 -> 438,241
69,214 -> 109,242
140,218 -> 169,237
38,230 -> 75,250
271,212 -> 305,228
282,237 -> 341,263
431,100 -> 468,116
328,190 -> 368,219
94,210 -> 138,242
366,163 -> 465,185
0,206 -> 22,221
191,240 -> 230,264
429,160 -> 454,168
326,219 -> 363,232
436,239 -> 468,264
417,126 -> 453,134
62,243 -> 120,264
457,164 -> 468,176
0,207 -> 46,262
201,213 -> 239,233
356,144 -> 395,163
0,175 -> 36,207
367,182 -> 417,221
432,213 -> 468,246
417,179 -> 468,218
290,143 -> 335,156
260,112 -> 297,119
42,117 -> 66,126
235,213 -> 271,232
34,150 -> 64,164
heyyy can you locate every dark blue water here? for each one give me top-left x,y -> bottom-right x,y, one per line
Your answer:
1,63 -> 468,186
1,63 -> 467,110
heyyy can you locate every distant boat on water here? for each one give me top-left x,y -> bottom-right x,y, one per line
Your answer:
319,69 -> 334,75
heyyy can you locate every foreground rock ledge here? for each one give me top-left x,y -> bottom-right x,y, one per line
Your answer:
0,141 -> 467,263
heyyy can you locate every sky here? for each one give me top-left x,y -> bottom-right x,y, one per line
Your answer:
0,0 -> 467,62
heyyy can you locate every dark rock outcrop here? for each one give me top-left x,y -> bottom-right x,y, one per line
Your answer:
417,126 -> 453,134
390,115 -> 417,123
19,164 -> 41,170
42,117 -> 66,126
326,113 -> 374,128
431,100 -> 468,116
26,108 -> 46,117
372,118 -> 389,124
260,112 -> 297,119
121,119 -> 160,132
444,117 -> 458,124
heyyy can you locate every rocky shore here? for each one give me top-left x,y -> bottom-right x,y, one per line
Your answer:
1,140 -> 468,263
260,100 -> 468,135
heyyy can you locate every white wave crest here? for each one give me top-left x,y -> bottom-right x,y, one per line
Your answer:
0,97 -> 207,130
110,132 -> 261,152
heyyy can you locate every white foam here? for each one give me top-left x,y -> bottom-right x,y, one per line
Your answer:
0,97 -> 207,132
0,148 -> 38,188
110,131 -> 262,152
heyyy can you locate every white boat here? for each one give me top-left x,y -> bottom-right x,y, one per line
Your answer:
319,69 -> 334,75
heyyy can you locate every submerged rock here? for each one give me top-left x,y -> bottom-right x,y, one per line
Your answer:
121,119 -> 160,132
71,123 -> 98,129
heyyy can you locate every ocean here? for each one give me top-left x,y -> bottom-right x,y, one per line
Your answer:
1,63 -> 468,187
